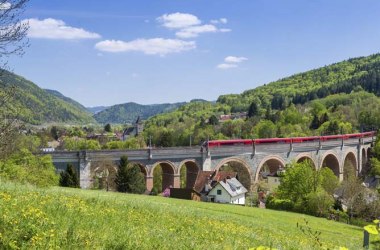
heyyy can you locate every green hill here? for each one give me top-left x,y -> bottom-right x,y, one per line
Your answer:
94,101 -> 186,124
218,53 -> 380,111
0,70 -> 95,125
142,53 -> 380,147
1,182 -> 375,249
44,89 -> 89,114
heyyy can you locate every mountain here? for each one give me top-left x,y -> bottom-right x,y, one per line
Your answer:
93,102 -> 187,124
142,53 -> 380,147
0,70 -> 95,125
217,53 -> 380,112
44,89 -> 89,113
86,106 -> 109,115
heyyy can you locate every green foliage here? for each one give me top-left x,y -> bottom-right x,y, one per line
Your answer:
153,166 -> 163,193
319,167 -> 339,195
253,120 -> 277,138
0,71 -> 94,124
104,123 -> 111,132
115,156 -> 145,194
247,101 -> 259,118
208,114 -> 219,125
277,161 -> 319,203
59,164 -> 80,188
266,197 -> 294,211
305,189 -> 334,217
103,136 -> 146,150
0,149 -> 58,187
370,158 -> 380,176
63,138 -> 101,150
274,161 -> 338,216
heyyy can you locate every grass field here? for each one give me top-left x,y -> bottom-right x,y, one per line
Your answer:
0,182 -> 377,249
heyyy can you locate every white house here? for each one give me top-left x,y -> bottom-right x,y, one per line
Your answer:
208,178 -> 248,205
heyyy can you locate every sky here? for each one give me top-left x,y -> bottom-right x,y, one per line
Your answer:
7,0 -> 380,107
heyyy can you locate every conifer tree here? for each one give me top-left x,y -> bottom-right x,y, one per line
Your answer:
115,156 -> 146,194
247,102 -> 259,118
59,163 -> 80,188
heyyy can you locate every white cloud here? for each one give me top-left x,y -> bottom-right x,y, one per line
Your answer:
95,38 -> 196,56
217,63 -> 238,69
225,56 -> 248,63
0,2 -> 11,10
157,12 -> 201,29
220,18 -> 228,24
217,56 -> 248,70
176,24 -> 218,38
211,18 -> 228,24
26,18 -> 101,40
157,13 -> 231,38
219,28 -> 231,33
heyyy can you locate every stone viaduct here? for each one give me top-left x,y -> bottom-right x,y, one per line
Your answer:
48,135 -> 374,192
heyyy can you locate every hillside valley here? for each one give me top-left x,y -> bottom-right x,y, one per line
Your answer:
3,53 -> 380,134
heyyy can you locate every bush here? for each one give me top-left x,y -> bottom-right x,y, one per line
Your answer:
0,149 -> 58,187
306,189 -> 334,217
266,197 -> 294,211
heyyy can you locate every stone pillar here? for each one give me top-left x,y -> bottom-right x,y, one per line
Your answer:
79,151 -> 91,189
146,176 -> 153,191
173,174 -> 181,188
339,172 -> 343,182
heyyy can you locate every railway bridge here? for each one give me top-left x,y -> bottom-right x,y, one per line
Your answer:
48,133 -> 375,191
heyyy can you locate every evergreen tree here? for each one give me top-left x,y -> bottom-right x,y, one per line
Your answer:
208,114 -> 219,125
126,165 -> 146,194
310,114 -> 320,129
115,156 -> 146,194
247,102 -> 259,118
104,123 -> 112,132
59,163 -> 80,188
115,156 -> 129,192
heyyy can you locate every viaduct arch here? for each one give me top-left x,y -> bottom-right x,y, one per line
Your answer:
48,134 -> 374,192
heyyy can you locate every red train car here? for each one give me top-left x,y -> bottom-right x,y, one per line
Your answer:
206,131 -> 375,148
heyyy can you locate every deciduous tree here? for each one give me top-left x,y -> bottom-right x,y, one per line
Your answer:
0,0 -> 29,159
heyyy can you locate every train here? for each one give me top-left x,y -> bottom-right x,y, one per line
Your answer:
206,131 -> 376,148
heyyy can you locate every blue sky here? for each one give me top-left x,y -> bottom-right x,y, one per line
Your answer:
8,0 -> 380,107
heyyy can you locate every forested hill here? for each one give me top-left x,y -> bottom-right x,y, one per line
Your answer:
45,89 -> 89,114
143,53 -> 380,147
94,102 -> 186,124
218,53 -> 380,112
0,71 -> 95,125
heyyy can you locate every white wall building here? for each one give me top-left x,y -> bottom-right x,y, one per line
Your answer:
208,178 -> 248,205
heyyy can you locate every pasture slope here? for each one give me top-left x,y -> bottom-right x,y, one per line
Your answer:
0,182 -> 376,249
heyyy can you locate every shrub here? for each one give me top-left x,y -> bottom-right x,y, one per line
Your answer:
306,189 -> 334,217
0,149 -> 58,187
266,197 -> 294,211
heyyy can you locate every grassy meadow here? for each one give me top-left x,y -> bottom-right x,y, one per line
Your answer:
0,181 -> 377,249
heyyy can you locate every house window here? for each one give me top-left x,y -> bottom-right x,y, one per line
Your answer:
217,189 -> 222,195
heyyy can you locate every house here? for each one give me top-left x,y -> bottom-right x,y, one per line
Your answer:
193,171 -> 237,196
122,116 -> 144,141
260,167 -> 285,192
207,177 -> 248,205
